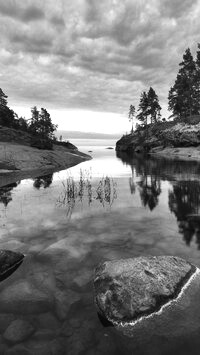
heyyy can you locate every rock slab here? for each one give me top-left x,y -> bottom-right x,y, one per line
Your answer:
94,256 -> 195,324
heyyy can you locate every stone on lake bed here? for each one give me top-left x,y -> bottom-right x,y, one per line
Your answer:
3,319 -> 35,343
0,249 -> 24,282
0,280 -> 53,314
94,256 -> 196,325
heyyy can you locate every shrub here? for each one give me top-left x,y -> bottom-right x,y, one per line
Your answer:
30,136 -> 53,150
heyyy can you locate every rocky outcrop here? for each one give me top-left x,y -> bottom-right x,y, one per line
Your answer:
94,256 -> 196,325
116,122 -> 200,153
0,142 -> 91,176
0,250 -> 24,282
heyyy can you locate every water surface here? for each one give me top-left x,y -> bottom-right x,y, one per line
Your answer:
0,139 -> 200,354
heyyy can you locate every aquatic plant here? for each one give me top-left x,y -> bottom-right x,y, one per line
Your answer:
57,169 -> 117,217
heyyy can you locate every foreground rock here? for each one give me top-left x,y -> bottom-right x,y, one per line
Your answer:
0,250 -> 24,282
94,256 -> 196,324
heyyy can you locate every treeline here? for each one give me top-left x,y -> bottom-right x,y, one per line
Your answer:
0,88 -> 57,148
129,43 -> 200,131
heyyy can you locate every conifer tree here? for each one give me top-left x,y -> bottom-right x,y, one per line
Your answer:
128,104 -> 135,133
168,48 -> 197,118
30,106 -> 40,134
0,88 -> 16,127
137,91 -> 149,125
194,43 -> 200,114
147,87 -> 161,124
0,88 -> 8,109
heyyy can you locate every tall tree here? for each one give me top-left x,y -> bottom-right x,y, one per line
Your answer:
39,108 -> 57,139
128,104 -> 135,133
0,88 -> 8,110
147,87 -> 161,124
136,91 -> 149,125
168,48 -> 197,118
194,43 -> 200,114
29,106 -> 40,134
0,88 -> 16,127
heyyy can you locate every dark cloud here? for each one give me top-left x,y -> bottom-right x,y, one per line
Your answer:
160,0 -> 197,18
50,15 -> 65,29
0,0 -> 200,117
21,5 -> 45,22
0,1 -> 44,22
10,31 -> 53,54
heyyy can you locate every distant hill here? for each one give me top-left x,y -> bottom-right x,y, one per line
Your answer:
56,130 -> 121,140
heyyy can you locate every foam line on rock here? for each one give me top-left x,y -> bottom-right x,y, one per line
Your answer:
113,267 -> 200,328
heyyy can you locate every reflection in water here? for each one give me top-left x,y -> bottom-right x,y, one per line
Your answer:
0,182 -> 20,207
33,173 -> 53,189
117,152 -> 161,211
57,169 -> 117,217
138,176 -> 161,211
169,181 -> 200,248
117,151 -> 200,249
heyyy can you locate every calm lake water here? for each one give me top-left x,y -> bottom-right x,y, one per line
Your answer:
1,139 -> 200,354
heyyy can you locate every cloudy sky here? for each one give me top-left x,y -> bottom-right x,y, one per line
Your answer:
0,0 -> 200,133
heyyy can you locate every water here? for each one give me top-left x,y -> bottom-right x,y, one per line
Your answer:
0,139 -> 200,354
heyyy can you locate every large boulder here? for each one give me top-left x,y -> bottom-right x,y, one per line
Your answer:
94,256 -> 196,325
0,250 -> 24,282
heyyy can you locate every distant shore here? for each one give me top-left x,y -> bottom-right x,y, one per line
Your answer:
0,142 -> 91,187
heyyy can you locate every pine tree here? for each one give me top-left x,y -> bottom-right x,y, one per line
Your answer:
147,87 -> 161,124
194,43 -> 200,114
0,88 -> 8,110
128,104 -> 135,133
29,107 -> 57,139
30,106 -> 40,134
137,91 -> 149,126
168,48 -> 197,118
0,88 -> 16,127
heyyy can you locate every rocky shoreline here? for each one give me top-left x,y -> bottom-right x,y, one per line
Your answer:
116,121 -> 200,161
0,142 -> 91,187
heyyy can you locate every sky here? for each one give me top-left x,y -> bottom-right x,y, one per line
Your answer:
0,0 -> 200,134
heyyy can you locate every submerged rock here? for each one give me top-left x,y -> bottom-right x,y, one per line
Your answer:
94,256 -> 195,324
55,289 -> 81,320
0,250 -> 24,282
3,319 -> 35,343
0,280 -> 53,314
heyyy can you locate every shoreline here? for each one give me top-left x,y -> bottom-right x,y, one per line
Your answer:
149,146 -> 200,162
0,142 -> 91,187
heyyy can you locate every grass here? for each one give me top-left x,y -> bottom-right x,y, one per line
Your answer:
57,169 -> 117,217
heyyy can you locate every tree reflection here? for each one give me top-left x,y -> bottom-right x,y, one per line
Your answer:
33,173 -> 53,189
169,181 -> 200,248
116,151 -> 161,211
0,182 -> 20,207
138,176 -> 161,211
117,151 -> 200,248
